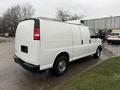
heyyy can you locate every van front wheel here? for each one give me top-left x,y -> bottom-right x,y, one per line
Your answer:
53,56 -> 68,76
94,47 -> 102,58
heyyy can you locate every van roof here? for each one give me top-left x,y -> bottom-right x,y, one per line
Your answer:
38,17 -> 87,26
21,17 -> 88,27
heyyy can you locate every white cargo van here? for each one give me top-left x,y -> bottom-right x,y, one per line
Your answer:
14,18 -> 102,76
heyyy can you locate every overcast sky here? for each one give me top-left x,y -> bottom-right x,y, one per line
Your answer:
0,0 -> 120,19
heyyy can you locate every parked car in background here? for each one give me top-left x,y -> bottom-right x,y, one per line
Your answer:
107,32 -> 120,43
14,17 -> 102,76
4,33 -> 9,37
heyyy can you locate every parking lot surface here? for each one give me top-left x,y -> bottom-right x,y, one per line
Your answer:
104,43 -> 120,56
0,39 -> 117,90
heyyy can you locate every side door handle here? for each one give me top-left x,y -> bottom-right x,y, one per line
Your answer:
89,40 -> 91,44
81,40 -> 83,45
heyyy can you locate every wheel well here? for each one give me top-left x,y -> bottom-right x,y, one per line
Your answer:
55,52 -> 69,62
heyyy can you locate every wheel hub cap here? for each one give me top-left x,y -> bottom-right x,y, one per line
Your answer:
58,60 -> 66,72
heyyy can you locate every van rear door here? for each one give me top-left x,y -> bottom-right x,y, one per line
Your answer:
15,19 -> 40,65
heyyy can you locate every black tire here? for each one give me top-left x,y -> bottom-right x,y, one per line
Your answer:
52,56 -> 68,76
94,47 -> 102,58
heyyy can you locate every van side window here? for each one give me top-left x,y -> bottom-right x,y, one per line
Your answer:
89,28 -> 97,38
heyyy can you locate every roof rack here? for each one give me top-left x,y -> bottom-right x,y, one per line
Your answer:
38,17 -> 62,22
38,17 -> 85,25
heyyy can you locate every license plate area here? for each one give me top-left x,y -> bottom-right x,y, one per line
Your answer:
21,45 -> 28,53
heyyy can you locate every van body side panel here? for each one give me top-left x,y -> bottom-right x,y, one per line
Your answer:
39,19 -> 72,70
72,25 -> 82,60
79,26 -> 90,56
72,26 -> 94,60
15,20 -> 41,65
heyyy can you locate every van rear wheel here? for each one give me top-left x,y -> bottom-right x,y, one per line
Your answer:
52,56 -> 68,76
94,47 -> 102,58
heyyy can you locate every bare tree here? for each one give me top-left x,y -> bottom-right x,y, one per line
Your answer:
2,9 -> 11,35
69,14 -> 85,20
2,3 -> 35,36
56,9 -> 70,21
0,17 -> 3,34
21,3 -> 35,20
56,9 -> 85,21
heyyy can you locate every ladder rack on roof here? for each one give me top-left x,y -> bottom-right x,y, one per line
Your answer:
38,17 -> 84,25
38,17 -> 62,22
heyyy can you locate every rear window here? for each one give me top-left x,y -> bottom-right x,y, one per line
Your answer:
110,33 -> 119,36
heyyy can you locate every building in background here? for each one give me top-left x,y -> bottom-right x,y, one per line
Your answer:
84,16 -> 120,32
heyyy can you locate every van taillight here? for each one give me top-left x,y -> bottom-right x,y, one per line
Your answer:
34,28 -> 40,40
